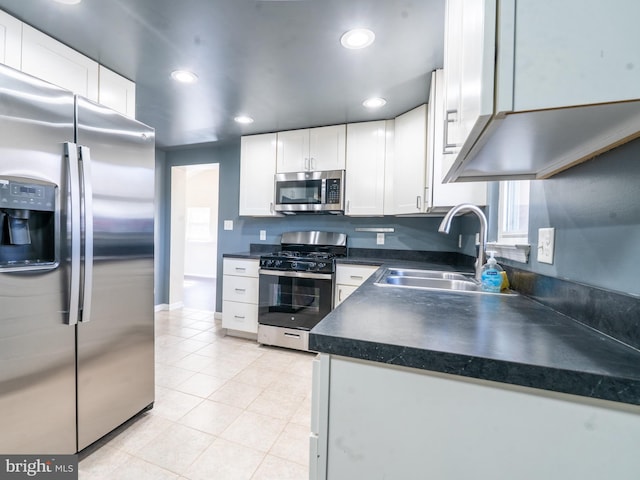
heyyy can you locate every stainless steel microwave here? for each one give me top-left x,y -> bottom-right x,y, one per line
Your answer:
274,170 -> 345,214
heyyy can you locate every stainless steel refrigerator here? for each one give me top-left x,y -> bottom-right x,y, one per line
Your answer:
0,64 -> 155,453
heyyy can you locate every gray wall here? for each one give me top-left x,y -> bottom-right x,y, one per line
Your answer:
156,140 -> 468,310
513,138 -> 640,297
156,135 -> 640,309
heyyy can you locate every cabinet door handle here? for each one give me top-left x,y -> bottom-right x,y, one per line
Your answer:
346,200 -> 350,213
338,288 -> 343,302
443,109 -> 460,153
304,157 -> 310,170
269,202 -> 274,214
310,157 -> 315,170
416,195 -> 422,210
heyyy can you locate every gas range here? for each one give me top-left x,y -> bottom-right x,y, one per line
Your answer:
258,231 -> 347,275
257,231 -> 347,352
259,250 -> 341,274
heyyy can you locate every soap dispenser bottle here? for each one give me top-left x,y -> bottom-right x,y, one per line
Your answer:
481,251 -> 503,293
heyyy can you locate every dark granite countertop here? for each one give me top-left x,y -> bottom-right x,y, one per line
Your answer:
222,252 -> 262,259
310,263 -> 640,406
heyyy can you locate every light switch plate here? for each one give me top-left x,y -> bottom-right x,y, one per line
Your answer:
537,227 -> 555,264
376,233 -> 385,245
259,230 -> 266,241
223,220 -> 233,231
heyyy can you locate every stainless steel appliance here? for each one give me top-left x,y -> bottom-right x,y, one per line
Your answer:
258,231 -> 346,351
0,64 -> 155,454
274,170 -> 345,214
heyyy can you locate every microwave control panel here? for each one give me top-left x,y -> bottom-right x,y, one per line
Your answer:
326,178 -> 341,204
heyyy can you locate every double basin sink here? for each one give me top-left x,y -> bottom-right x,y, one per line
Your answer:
374,267 -> 516,295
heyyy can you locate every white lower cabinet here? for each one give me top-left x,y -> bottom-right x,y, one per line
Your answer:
222,258 -> 259,334
334,264 -> 379,307
312,354 -> 640,479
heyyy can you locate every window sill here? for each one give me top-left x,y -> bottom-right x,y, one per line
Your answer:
486,242 -> 530,264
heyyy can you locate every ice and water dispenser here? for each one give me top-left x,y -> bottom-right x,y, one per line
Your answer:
0,177 -> 58,271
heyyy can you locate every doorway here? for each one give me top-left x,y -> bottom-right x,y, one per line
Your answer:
169,164 -> 220,311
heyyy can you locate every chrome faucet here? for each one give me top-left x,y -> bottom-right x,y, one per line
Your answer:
438,204 -> 487,282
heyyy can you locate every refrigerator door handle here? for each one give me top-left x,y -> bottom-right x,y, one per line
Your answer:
65,142 -> 81,326
79,145 -> 94,323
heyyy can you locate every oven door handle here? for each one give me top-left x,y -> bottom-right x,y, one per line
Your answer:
259,269 -> 333,280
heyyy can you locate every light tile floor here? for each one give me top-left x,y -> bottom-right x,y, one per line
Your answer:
78,308 -> 315,480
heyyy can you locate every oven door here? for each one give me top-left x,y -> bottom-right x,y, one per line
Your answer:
258,270 -> 333,330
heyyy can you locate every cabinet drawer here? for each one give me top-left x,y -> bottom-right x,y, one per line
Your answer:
222,301 -> 258,333
222,275 -> 258,303
223,258 -> 259,277
335,264 -> 379,286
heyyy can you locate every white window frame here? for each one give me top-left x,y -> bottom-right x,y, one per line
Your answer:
497,180 -> 530,245
185,207 -> 212,242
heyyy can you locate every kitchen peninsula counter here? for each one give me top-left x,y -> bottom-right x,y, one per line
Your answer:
310,261 -> 640,407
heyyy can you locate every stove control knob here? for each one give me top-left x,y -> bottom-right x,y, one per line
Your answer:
317,262 -> 326,270
291,261 -> 297,269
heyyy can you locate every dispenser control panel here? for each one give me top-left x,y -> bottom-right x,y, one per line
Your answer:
0,178 -> 56,211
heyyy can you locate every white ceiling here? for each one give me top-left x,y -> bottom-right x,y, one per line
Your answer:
0,0 -> 445,149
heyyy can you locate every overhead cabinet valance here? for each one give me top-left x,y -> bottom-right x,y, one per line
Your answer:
442,0 -> 640,182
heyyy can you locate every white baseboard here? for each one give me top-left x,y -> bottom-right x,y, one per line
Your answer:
214,312 -> 222,320
155,304 -> 169,312
169,301 -> 184,310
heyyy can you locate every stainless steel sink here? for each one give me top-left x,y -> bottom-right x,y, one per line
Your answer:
374,268 -> 517,295
384,268 -> 471,281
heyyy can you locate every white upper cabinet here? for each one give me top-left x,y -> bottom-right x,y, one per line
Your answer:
388,104 -> 427,215
345,121 -> 386,216
443,0 -> 640,182
0,10 -> 21,69
239,133 -> 279,217
428,69 -> 486,209
21,25 -> 99,101
277,125 -> 346,173
98,66 -> 136,118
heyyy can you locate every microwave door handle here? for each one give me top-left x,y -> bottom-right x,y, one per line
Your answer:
65,142 -> 81,326
78,145 -> 94,323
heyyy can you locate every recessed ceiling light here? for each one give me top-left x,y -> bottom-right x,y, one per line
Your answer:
53,0 -> 82,4
363,97 -> 387,108
170,70 -> 198,84
234,116 -> 254,124
340,28 -> 375,49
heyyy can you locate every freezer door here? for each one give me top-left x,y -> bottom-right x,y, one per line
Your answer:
0,65 -> 77,453
75,96 -> 155,450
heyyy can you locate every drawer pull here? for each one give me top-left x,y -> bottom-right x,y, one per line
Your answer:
350,275 -> 363,280
234,315 -> 245,319
235,267 -> 246,272
284,332 -> 301,339
235,288 -> 246,293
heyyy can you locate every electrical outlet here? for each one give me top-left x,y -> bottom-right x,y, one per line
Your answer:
376,233 -> 385,245
223,220 -> 233,231
537,227 -> 555,264
259,230 -> 266,241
